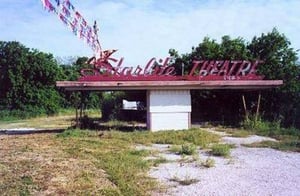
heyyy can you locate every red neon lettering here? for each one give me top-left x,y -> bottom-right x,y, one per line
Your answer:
235,61 -> 251,76
144,58 -> 156,75
228,61 -> 241,75
80,57 -> 264,81
133,65 -> 143,75
249,60 -> 263,75
210,61 -> 223,75
189,60 -> 202,77
120,67 -> 133,75
199,61 -> 211,76
164,66 -> 176,76
218,60 -> 230,76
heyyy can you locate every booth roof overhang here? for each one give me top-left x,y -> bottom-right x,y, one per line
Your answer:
56,80 -> 283,91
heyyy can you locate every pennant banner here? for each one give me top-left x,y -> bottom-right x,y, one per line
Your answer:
40,0 -> 101,54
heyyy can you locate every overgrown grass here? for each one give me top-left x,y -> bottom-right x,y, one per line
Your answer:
56,129 -> 156,195
216,128 -> 252,138
0,116 -> 220,196
55,128 -> 219,195
241,116 -> 300,152
54,128 -> 219,195
56,129 -> 91,138
241,116 -> 299,137
244,135 -> 300,152
0,109 -> 100,129
104,128 -> 220,148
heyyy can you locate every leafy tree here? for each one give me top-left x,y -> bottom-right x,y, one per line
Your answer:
248,28 -> 300,127
0,41 -> 62,115
169,28 -> 300,128
59,56 -> 102,109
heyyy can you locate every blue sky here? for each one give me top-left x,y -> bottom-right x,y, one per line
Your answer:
1,0 -> 299,65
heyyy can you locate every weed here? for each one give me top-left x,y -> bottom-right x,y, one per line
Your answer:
150,157 -> 168,167
169,175 -> 200,186
180,143 -> 197,155
211,144 -> 231,157
200,158 -> 215,168
169,143 -> 198,156
241,116 -> 284,137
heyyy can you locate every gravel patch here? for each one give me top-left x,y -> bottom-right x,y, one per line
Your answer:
222,135 -> 277,146
146,133 -> 300,196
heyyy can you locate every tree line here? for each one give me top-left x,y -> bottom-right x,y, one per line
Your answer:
0,41 -> 101,118
0,28 -> 299,129
170,28 -> 300,128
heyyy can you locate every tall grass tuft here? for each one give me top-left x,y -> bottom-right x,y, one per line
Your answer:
211,144 -> 232,157
170,143 -> 198,155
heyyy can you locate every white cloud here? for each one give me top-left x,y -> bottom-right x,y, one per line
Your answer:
0,0 -> 299,65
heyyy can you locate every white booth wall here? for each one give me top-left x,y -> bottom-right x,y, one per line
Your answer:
147,90 -> 191,131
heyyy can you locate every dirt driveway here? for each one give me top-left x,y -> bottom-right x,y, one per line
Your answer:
148,130 -> 300,196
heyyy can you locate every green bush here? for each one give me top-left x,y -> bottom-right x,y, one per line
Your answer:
211,144 -> 231,157
241,115 -> 299,137
180,143 -> 197,155
241,115 -> 281,136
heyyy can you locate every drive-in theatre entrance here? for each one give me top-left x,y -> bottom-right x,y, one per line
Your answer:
57,56 -> 282,131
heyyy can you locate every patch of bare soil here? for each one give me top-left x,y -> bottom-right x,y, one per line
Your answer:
0,134 -> 116,195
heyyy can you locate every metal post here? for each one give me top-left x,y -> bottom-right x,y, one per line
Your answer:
242,95 -> 248,120
255,92 -> 262,121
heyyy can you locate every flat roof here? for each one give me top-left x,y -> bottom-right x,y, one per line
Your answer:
56,80 -> 283,91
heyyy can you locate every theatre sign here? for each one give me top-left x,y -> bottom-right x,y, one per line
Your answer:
79,55 -> 264,81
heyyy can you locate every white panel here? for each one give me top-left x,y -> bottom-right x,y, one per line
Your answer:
149,90 -> 191,113
150,112 -> 190,131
